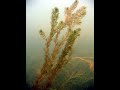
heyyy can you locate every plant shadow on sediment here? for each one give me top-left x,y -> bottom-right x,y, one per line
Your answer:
49,58 -> 94,90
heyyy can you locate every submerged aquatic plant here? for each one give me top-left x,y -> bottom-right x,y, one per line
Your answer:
32,0 -> 87,90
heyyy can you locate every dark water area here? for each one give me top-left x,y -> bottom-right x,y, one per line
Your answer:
26,83 -> 31,90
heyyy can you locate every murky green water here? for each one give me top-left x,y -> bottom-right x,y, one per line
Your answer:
26,0 -> 94,89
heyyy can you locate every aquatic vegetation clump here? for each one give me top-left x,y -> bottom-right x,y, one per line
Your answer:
32,0 -> 86,90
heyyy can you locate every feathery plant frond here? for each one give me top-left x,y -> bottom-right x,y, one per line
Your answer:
39,29 -> 46,40
50,7 -> 59,37
32,0 -> 87,90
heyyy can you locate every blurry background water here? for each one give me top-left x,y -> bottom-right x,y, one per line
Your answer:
26,0 -> 94,87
